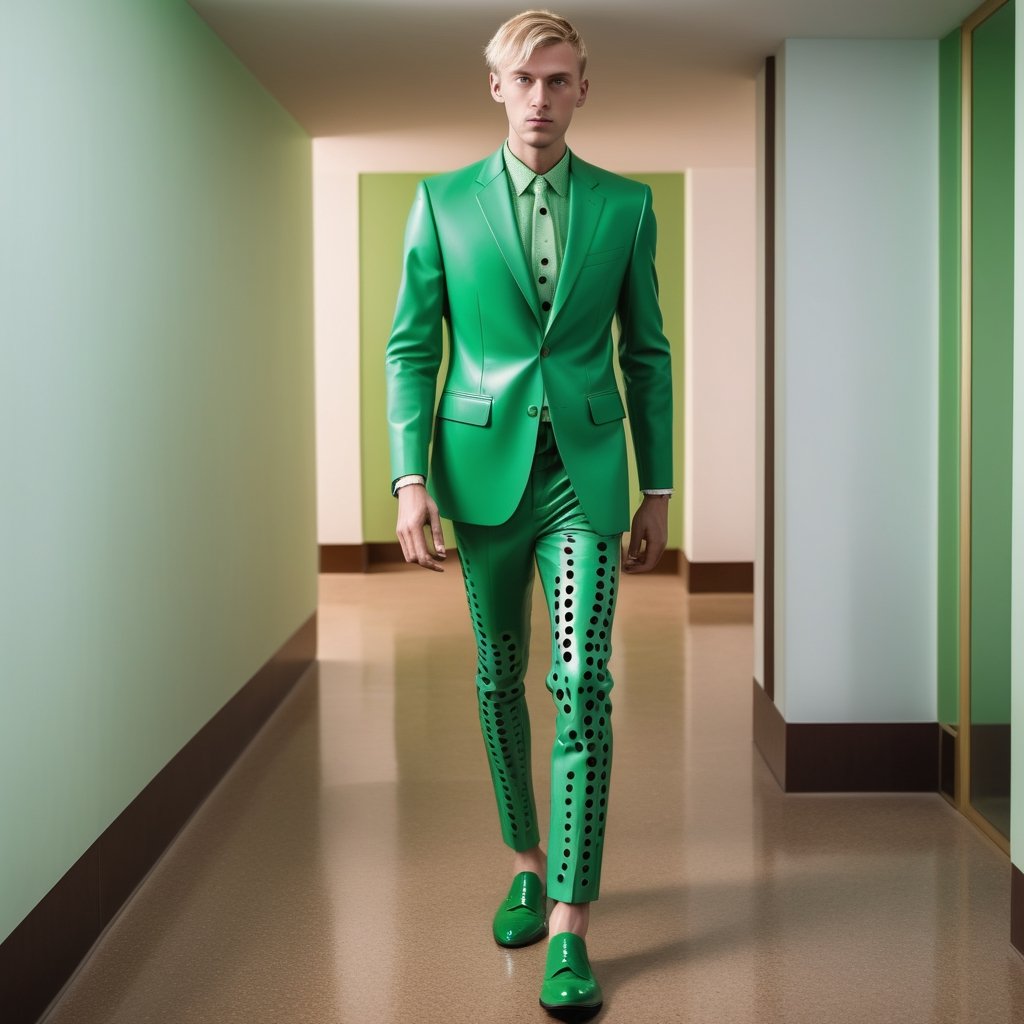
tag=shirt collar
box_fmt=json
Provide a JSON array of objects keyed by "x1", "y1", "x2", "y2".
[{"x1": 502, "y1": 142, "x2": 571, "y2": 198}]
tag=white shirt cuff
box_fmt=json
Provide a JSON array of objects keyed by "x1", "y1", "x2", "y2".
[
  {"x1": 393, "y1": 474, "x2": 426, "y2": 494},
  {"x1": 642, "y1": 489, "x2": 673, "y2": 496}
]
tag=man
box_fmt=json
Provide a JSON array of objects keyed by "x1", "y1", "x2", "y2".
[{"x1": 386, "y1": 9, "x2": 672, "y2": 1015}]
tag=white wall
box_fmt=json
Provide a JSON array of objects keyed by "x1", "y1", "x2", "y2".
[
  {"x1": 684, "y1": 168, "x2": 757, "y2": 563},
  {"x1": 314, "y1": 73, "x2": 756, "y2": 546},
  {"x1": 773, "y1": 40, "x2": 939, "y2": 723}
]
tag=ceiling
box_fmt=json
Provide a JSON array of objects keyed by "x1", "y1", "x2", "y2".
[{"x1": 188, "y1": 0, "x2": 981, "y2": 136}]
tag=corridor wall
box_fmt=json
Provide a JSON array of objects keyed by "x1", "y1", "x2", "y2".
[
  {"x1": 767, "y1": 39, "x2": 939, "y2": 724},
  {"x1": 0, "y1": 0, "x2": 316, "y2": 953}
]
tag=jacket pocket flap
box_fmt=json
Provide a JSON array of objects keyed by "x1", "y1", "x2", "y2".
[
  {"x1": 587, "y1": 389, "x2": 626, "y2": 425},
  {"x1": 583, "y1": 247, "x2": 625, "y2": 268},
  {"x1": 436, "y1": 391, "x2": 493, "y2": 426}
]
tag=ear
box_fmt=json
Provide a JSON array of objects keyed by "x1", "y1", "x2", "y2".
[
  {"x1": 576, "y1": 77, "x2": 589, "y2": 108},
  {"x1": 489, "y1": 71, "x2": 505, "y2": 104}
]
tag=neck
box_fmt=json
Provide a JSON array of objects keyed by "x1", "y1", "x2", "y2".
[{"x1": 507, "y1": 136, "x2": 566, "y2": 175}]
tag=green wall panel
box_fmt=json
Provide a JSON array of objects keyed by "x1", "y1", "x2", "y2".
[
  {"x1": 0, "y1": 0, "x2": 316, "y2": 943},
  {"x1": 360, "y1": 169, "x2": 684, "y2": 550},
  {"x1": 971, "y1": 2, "x2": 1015, "y2": 726},
  {"x1": 970, "y1": 0, "x2": 1014, "y2": 837},
  {"x1": 938, "y1": 27, "x2": 962, "y2": 727}
]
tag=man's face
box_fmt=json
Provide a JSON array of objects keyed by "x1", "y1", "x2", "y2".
[{"x1": 489, "y1": 42, "x2": 588, "y2": 163}]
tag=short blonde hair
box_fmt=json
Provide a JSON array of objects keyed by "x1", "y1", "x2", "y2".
[{"x1": 484, "y1": 9, "x2": 588, "y2": 77}]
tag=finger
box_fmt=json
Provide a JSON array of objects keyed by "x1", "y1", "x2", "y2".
[
  {"x1": 429, "y1": 508, "x2": 447, "y2": 559},
  {"x1": 412, "y1": 526, "x2": 445, "y2": 572},
  {"x1": 627, "y1": 525, "x2": 644, "y2": 560}
]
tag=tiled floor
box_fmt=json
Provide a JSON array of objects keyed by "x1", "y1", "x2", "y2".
[{"x1": 41, "y1": 568, "x2": 1024, "y2": 1023}]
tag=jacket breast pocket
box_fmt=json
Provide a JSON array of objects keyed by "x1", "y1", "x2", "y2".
[
  {"x1": 582, "y1": 247, "x2": 626, "y2": 269},
  {"x1": 436, "y1": 390, "x2": 493, "y2": 426},
  {"x1": 587, "y1": 388, "x2": 626, "y2": 425}
]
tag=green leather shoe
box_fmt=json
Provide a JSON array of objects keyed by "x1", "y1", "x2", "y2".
[
  {"x1": 539, "y1": 933, "x2": 603, "y2": 1016},
  {"x1": 492, "y1": 871, "x2": 547, "y2": 948}
]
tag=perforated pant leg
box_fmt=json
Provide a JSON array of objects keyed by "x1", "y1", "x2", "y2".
[
  {"x1": 535, "y1": 530, "x2": 618, "y2": 904},
  {"x1": 455, "y1": 516, "x2": 542, "y2": 853}
]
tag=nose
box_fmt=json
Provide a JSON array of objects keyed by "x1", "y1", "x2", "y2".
[{"x1": 529, "y1": 81, "x2": 549, "y2": 109}]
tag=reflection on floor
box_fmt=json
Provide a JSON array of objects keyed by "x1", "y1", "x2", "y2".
[{"x1": 42, "y1": 567, "x2": 1024, "y2": 1023}]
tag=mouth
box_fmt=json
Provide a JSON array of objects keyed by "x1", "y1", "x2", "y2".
[{"x1": 527, "y1": 118, "x2": 552, "y2": 126}]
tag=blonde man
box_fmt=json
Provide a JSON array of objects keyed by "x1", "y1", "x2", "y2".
[{"x1": 387, "y1": 9, "x2": 673, "y2": 1015}]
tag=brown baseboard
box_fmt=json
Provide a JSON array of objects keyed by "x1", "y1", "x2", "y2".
[
  {"x1": 319, "y1": 544, "x2": 368, "y2": 572},
  {"x1": 752, "y1": 679, "x2": 939, "y2": 792},
  {"x1": 682, "y1": 556, "x2": 754, "y2": 593},
  {"x1": 1013, "y1": 864, "x2": 1024, "y2": 958},
  {"x1": 319, "y1": 542, "x2": 413, "y2": 572},
  {"x1": 0, "y1": 613, "x2": 317, "y2": 1024},
  {"x1": 321, "y1": 544, "x2": 684, "y2": 574}
]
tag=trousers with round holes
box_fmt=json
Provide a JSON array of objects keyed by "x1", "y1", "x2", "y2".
[{"x1": 454, "y1": 423, "x2": 620, "y2": 905}]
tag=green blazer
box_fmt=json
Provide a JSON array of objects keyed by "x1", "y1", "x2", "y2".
[{"x1": 386, "y1": 147, "x2": 672, "y2": 537}]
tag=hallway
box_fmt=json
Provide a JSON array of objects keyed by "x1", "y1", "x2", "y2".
[{"x1": 40, "y1": 569, "x2": 1024, "y2": 1023}]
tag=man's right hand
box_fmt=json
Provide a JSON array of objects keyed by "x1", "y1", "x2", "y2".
[{"x1": 396, "y1": 484, "x2": 447, "y2": 571}]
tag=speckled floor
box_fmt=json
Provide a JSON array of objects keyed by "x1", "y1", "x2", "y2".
[{"x1": 40, "y1": 568, "x2": 1024, "y2": 1023}]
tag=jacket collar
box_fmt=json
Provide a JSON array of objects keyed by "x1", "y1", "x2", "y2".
[{"x1": 475, "y1": 146, "x2": 605, "y2": 335}]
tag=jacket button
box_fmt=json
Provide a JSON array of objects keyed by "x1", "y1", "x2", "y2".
[
  {"x1": 540, "y1": 346, "x2": 551, "y2": 358},
  {"x1": 527, "y1": 405, "x2": 539, "y2": 417}
]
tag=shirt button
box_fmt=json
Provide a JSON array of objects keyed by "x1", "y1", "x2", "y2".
[
  {"x1": 542, "y1": 301, "x2": 551, "y2": 311},
  {"x1": 539, "y1": 207, "x2": 548, "y2": 215},
  {"x1": 538, "y1": 275, "x2": 547, "y2": 284},
  {"x1": 541, "y1": 346, "x2": 551, "y2": 358},
  {"x1": 527, "y1": 405, "x2": 539, "y2": 417},
  {"x1": 541, "y1": 258, "x2": 549, "y2": 265}
]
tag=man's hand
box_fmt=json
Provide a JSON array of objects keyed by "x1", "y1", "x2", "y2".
[
  {"x1": 396, "y1": 483, "x2": 447, "y2": 571},
  {"x1": 623, "y1": 494, "x2": 669, "y2": 573}
]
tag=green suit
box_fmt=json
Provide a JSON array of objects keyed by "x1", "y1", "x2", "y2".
[{"x1": 386, "y1": 146, "x2": 672, "y2": 904}]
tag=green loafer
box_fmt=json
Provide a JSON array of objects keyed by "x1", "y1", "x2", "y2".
[
  {"x1": 492, "y1": 871, "x2": 547, "y2": 948},
  {"x1": 539, "y1": 932, "x2": 603, "y2": 1016}
]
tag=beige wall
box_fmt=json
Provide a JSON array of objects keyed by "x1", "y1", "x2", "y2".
[
  {"x1": 684, "y1": 167, "x2": 758, "y2": 562},
  {"x1": 314, "y1": 77, "x2": 757, "y2": 548}
]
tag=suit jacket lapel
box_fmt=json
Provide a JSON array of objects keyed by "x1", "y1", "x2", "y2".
[
  {"x1": 475, "y1": 150, "x2": 542, "y2": 327},
  {"x1": 548, "y1": 158, "x2": 604, "y2": 334}
]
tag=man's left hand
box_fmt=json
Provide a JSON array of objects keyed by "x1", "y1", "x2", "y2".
[{"x1": 623, "y1": 494, "x2": 669, "y2": 573}]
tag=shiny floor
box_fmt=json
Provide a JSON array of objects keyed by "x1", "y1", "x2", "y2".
[{"x1": 42, "y1": 568, "x2": 1024, "y2": 1023}]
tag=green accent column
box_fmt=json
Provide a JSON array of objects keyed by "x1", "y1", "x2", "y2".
[
  {"x1": 970, "y1": 0, "x2": 1015, "y2": 835},
  {"x1": 938, "y1": 28, "x2": 961, "y2": 728},
  {"x1": 360, "y1": 170, "x2": 684, "y2": 550}
]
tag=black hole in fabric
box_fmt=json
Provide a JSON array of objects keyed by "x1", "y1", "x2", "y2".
[
  {"x1": 566, "y1": 784, "x2": 574, "y2": 792},
  {"x1": 597, "y1": 542, "x2": 607, "y2": 551},
  {"x1": 575, "y1": 741, "x2": 584, "y2": 752},
  {"x1": 556, "y1": 688, "x2": 564, "y2": 700},
  {"x1": 558, "y1": 873, "x2": 565, "y2": 883},
  {"x1": 567, "y1": 558, "x2": 574, "y2": 566},
  {"x1": 582, "y1": 878, "x2": 589, "y2": 886},
  {"x1": 563, "y1": 653, "x2": 571, "y2": 663},
  {"x1": 569, "y1": 730, "x2": 578, "y2": 740},
  {"x1": 587, "y1": 757, "x2": 597, "y2": 767},
  {"x1": 564, "y1": 547, "x2": 572, "y2": 555}
]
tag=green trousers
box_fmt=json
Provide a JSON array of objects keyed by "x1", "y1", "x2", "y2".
[{"x1": 453, "y1": 424, "x2": 621, "y2": 904}]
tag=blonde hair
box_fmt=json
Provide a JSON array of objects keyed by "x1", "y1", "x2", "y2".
[{"x1": 484, "y1": 10, "x2": 588, "y2": 77}]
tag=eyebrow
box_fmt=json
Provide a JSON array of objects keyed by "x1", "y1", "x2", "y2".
[{"x1": 508, "y1": 68, "x2": 575, "y2": 79}]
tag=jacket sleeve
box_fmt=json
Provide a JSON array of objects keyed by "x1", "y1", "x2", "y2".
[
  {"x1": 616, "y1": 185, "x2": 674, "y2": 491},
  {"x1": 385, "y1": 181, "x2": 446, "y2": 489}
]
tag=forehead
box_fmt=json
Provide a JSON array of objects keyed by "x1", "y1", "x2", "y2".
[{"x1": 503, "y1": 41, "x2": 581, "y2": 79}]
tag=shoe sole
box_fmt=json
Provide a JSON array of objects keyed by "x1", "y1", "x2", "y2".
[
  {"x1": 493, "y1": 924, "x2": 548, "y2": 948},
  {"x1": 538, "y1": 999, "x2": 603, "y2": 1022}
]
